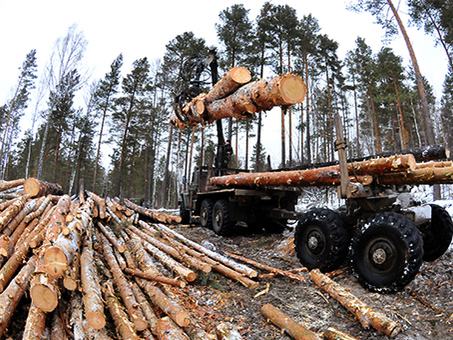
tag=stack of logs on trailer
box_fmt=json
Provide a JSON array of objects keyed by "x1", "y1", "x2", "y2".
[{"x1": 0, "y1": 177, "x2": 414, "y2": 340}]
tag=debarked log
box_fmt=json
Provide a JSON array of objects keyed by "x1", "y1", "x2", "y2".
[
  {"x1": 261, "y1": 304, "x2": 322, "y2": 340},
  {"x1": 309, "y1": 269, "x2": 401, "y2": 337}
]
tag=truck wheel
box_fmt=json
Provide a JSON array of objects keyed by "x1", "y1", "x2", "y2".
[
  {"x1": 420, "y1": 204, "x2": 453, "y2": 262},
  {"x1": 212, "y1": 200, "x2": 232, "y2": 236},
  {"x1": 295, "y1": 208, "x2": 349, "y2": 272},
  {"x1": 351, "y1": 212, "x2": 424, "y2": 293},
  {"x1": 200, "y1": 199, "x2": 214, "y2": 229},
  {"x1": 179, "y1": 200, "x2": 190, "y2": 224}
]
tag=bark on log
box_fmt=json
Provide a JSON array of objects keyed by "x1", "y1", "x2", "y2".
[
  {"x1": 63, "y1": 250, "x2": 80, "y2": 291},
  {"x1": 377, "y1": 166, "x2": 453, "y2": 186},
  {"x1": 24, "y1": 196, "x2": 51, "y2": 223},
  {"x1": 223, "y1": 251, "x2": 305, "y2": 283},
  {"x1": 24, "y1": 178, "x2": 63, "y2": 197},
  {"x1": 124, "y1": 198, "x2": 181, "y2": 224},
  {"x1": 205, "y1": 74, "x2": 305, "y2": 122},
  {"x1": 0, "y1": 205, "x2": 55, "y2": 292},
  {"x1": 23, "y1": 301, "x2": 47, "y2": 340},
  {"x1": 30, "y1": 260, "x2": 60, "y2": 312},
  {"x1": 42, "y1": 199, "x2": 90, "y2": 277},
  {"x1": 322, "y1": 327, "x2": 359, "y2": 340},
  {"x1": 0, "y1": 254, "x2": 37, "y2": 338},
  {"x1": 261, "y1": 304, "x2": 322, "y2": 340},
  {"x1": 131, "y1": 281, "x2": 159, "y2": 332},
  {"x1": 2, "y1": 197, "x2": 37, "y2": 236},
  {"x1": 97, "y1": 221, "x2": 127, "y2": 252},
  {"x1": 132, "y1": 222, "x2": 211, "y2": 273},
  {"x1": 103, "y1": 280, "x2": 142, "y2": 340},
  {"x1": 416, "y1": 160, "x2": 452, "y2": 169},
  {"x1": 159, "y1": 230, "x2": 259, "y2": 289},
  {"x1": 138, "y1": 279, "x2": 191, "y2": 328},
  {"x1": 99, "y1": 231, "x2": 148, "y2": 331},
  {"x1": 0, "y1": 194, "x2": 28, "y2": 233},
  {"x1": 0, "y1": 196, "x2": 21, "y2": 211},
  {"x1": 0, "y1": 178, "x2": 25, "y2": 192},
  {"x1": 202, "y1": 66, "x2": 252, "y2": 103},
  {"x1": 156, "y1": 316, "x2": 190, "y2": 340},
  {"x1": 309, "y1": 269, "x2": 401, "y2": 337},
  {"x1": 80, "y1": 226, "x2": 106, "y2": 330},
  {"x1": 124, "y1": 267, "x2": 186, "y2": 288},
  {"x1": 154, "y1": 223, "x2": 258, "y2": 279},
  {"x1": 0, "y1": 235, "x2": 13, "y2": 259},
  {"x1": 141, "y1": 236, "x2": 197, "y2": 282},
  {"x1": 50, "y1": 308, "x2": 69, "y2": 340},
  {"x1": 210, "y1": 155, "x2": 416, "y2": 188}
]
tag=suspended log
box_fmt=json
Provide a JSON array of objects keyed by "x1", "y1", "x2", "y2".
[
  {"x1": 0, "y1": 254, "x2": 37, "y2": 337},
  {"x1": 99, "y1": 231, "x2": 148, "y2": 331},
  {"x1": 24, "y1": 178, "x2": 63, "y2": 197},
  {"x1": 23, "y1": 301, "x2": 47, "y2": 340},
  {"x1": 0, "y1": 194, "x2": 29, "y2": 233},
  {"x1": 103, "y1": 280, "x2": 141, "y2": 340},
  {"x1": 124, "y1": 198, "x2": 181, "y2": 224},
  {"x1": 156, "y1": 316, "x2": 191, "y2": 340},
  {"x1": 261, "y1": 304, "x2": 322, "y2": 340},
  {"x1": 377, "y1": 166, "x2": 453, "y2": 186},
  {"x1": 0, "y1": 205, "x2": 55, "y2": 292},
  {"x1": 223, "y1": 251, "x2": 305, "y2": 283},
  {"x1": 132, "y1": 222, "x2": 211, "y2": 273},
  {"x1": 322, "y1": 327, "x2": 359, "y2": 340},
  {"x1": 80, "y1": 227, "x2": 106, "y2": 330},
  {"x1": 309, "y1": 269, "x2": 401, "y2": 337},
  {"x1": 210, "y1": 155, "x2": 415, "y2": 188},
  {"x1": 154, "y1": 223, "x2": 258, "y2": 279}
]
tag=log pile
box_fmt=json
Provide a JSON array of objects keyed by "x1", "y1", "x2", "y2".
[
  {"x1": 170, "y1": 67, "x2": 306, "y2": 129},
  {"x1": 0, "y1": 178, "x2": 264, "y2": 339}
]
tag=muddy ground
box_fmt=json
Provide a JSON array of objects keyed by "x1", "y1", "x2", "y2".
[{"x1": 173, "y1": 222, "x2": 453, "y2": 340}]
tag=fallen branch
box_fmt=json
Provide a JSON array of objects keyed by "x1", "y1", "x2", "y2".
[
  {"x1": 309, "y1": 269, "x2": 402, "y2": 337},
  {"x1": 124, "y1": 267, "x2": 186, "y2": 288},
  {"x1": 261, "y1": 303, "x2": 322, "y2": 340}
]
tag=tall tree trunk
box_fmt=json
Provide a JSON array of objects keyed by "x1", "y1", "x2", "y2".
[
  {"x1": 368, "y1": 88, "x2": 382, "y2": 153},
  {"x1": 387, "y1": 0, "x2": 435, "y2": 145},
  {"x1": 162, "y1": 125, "x2": 173, "y2": 207},
  {"x1": 281, "y1": 107, "x2": 286, "y2": 167},
  {"x1": 305, "y1": 53, "x2": 311, "y2": 164},
  {"x1": 93, "y1": 99, "x2": 109, "y2": 192},
  {"x1": 392, "y1": 74, "x2": 407, "y2": 149}
]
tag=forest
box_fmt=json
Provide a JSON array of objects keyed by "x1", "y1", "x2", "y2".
[{"x1": 0, "y1": 0, "x2": 452, "y2": 208}]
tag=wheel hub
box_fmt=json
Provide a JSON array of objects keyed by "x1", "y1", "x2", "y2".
[
  {"x1": 308, "y1": 236, "x2": 319, "y2": 249},
  {"x1": 367, "y1": 238, "x2": 396, "y2": 272},
  {"x1": 372, "y1": 248, "x2": 387, "y2": 264},
  {"x1": 305, "y1": 227, "x2": 326, "y2": 256}
]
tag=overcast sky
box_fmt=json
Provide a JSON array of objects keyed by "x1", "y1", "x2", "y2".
[{"x1": 0, "y1": 0, "x2": 449, "y2": 166}]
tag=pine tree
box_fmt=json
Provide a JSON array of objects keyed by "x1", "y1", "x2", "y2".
[
  {"x1": 93, "y1": 54, "x2": 123, "y2": 191},
  {"x1": 0, "y1": 49, "x2": 37, "y2": 179}
]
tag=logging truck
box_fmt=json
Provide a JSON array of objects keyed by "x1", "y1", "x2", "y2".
[{"x1": 174, "y1": 53, "x2": 453, "y2": 293}]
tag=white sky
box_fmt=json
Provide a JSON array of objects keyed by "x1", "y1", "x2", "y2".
[{"x1": 0, "y1": 0, "x2": 449, "y2": 168}]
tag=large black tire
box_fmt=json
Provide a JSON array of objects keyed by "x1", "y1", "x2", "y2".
[
  {"x1": 179, "y1": 200, "x2": 190, "y2": 224},
  {"x1": 295, "y1": 208, "x2": 349, "y2": 272},
  {"x1": 212, "y1": 200, "x2": 232, "y2": 236},
  {"x1": 200, "y1": 199, "x2": 214, "y2": 229},
  {"x1": 351, "y1": 212, "x2": 424, "y2": 293},
  {"x1": 420, "y1": 204, "x2": 453, "y2": 262}
]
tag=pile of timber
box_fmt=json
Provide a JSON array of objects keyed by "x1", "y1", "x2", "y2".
[
  {"x1": 209, "y1": 154, "x2": 453, "y2": 188},
  {"x1": 170, "y1": 66, "x2": 306, "y2": 129},
  {"x1": 0, "y1": 177, "x2": 264, "y2": 339}
]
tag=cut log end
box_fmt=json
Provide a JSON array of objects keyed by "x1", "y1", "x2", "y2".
[
  {"x1": 63, "y1": 277, "x2": 77, "y2": 291},
  {"x1": 86, "y1": 311, "x2": 107, "y2": 330},
  {"x1": 279, "y1": 75, "x2": 306, "y2": 104},
  {"x1": 230, "y1": 66, "x2": 252, "y2": 84},
  {"x1": 23, "y1": 178, "x2": 41, "y2": 197},
  {"x1": 195, "y1": 100, "x2": 205, "y2": 115},
  {"x1": 30, "y1": 284, "x2": 59, "y2": 312},
  {"x1": 134, "y1": 318, "x2": 149, "y2": 331},
  {"x1": 43, "y1": 247, "x2": 68, "y2": 277}
]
